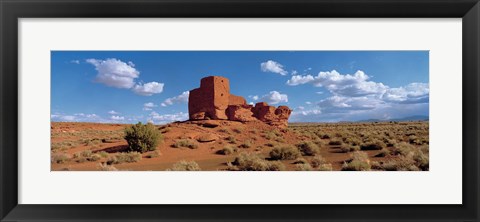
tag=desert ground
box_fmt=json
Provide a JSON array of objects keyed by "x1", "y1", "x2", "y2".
[{"x1": 51, "y1": 120, "x2": 429, "y2": 171}]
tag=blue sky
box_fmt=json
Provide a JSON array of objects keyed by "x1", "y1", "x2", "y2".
[{"x1": 51, "y1": 51, "x2": 429, "y2": 124}]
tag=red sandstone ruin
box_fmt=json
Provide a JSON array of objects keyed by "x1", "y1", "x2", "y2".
[{"x1": 188, "y1": 76, "x2": 292, "y2": 128}]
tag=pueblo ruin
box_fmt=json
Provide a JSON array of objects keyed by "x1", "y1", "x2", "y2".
[{"x1": 188, "y1": 76, "x2": 292, "y2": 128}]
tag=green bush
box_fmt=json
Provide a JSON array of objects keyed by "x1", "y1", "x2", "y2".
[
  {"x1": 269, "y1": 146, "x2": 301, "y2": 160},
  {"x1": 296, "y1": 141, "x2": 320, "y2": 156},
  {"x1": 124, "y1": 122, "x2": 161, "y2": 153}
]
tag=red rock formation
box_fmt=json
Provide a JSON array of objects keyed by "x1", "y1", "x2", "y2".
[
  {"x1": 188, "y1": 76, "x2": 292, "y2": 128},
  {"x1": 189, "y1": 76, "x2": 245, "y2": 120},
  {"x1": 226, "y1": 104, "x2": 256, "y2": 122}
]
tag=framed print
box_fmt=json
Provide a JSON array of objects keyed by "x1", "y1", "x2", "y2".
[{"x1": 1, "y1": 0, "x2": 479, "y2": 221}]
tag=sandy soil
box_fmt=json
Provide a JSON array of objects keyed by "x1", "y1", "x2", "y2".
[{"x1": 51, "y1": 120, "x2": 425, "y2": 171}]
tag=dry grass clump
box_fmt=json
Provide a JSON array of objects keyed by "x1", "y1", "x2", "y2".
[
  {"x1": 310, "y1": 156, "x2": 333, "y2": 171},
  {"x1": 225, "y1": 136, "x2": 236, "y2": 144},
  {"x1": 360, "y1": 139, "x2": 385, "y2": 150},
  {"x1": 328, "y1": 139, "x2": 343, "y2": 146},
  {"x1": 107, "y1": 152, "x2": 142, "y2": 165},
  {"x1": 238, "y1": 139, "x2": 253, "y2": 148},
  {"x1": 172, "y1": 139, "x2": 199, "y2": 149},
  {"x1": 296, "y1": 163, "x2": 313, "y2": 171},
  {"x1": 216, "y1": 146, "x2": 236, "y2": 155},
  {"x1": 342, "y1": 151, "x2": 371, "y2": 171},
  {"x1": 229, "y1": 153, "x2": 285, "y2": 171},
  {"x1": 339, "y1": 144, "x2": 361, "y2": 153},
  {"x1": 167, "y1": 160, "x2": 201, "y2": 171},
  {"x1": 98, "y1": 163, "x2": 118, "y2": 171},
  {"x1": 51, "y1": 153, "x2": 70, "y2": 164},
  {"x1": 269, "y1": 145, "x2": 301, "y2": 160},
  {"x1": 73, "y1": 150, "x2": 101, "y2": 162},
  {"x1": 296, "y1": 141, "x2": 320, "y2": 156}
]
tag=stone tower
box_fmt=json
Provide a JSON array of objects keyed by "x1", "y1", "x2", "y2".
[{"x1": 188, "y1": 76, "x2": 246, "y2": 120}]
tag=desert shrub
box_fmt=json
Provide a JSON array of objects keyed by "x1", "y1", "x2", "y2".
[
  {"x1": 264, "y1": 130, "x2": 281, "y2": 140},
  {"x1": 225, "y1": 136, "x2": 236, "y2": 144},
  {"x1": 344, "y1": 137, "x2": 362, "y2": 146},
  {"x1": 124, "y1": 122, "x2": 161, "y2": 153},
  {"x1": 107, "y1": 152, "x2": 142, "y2": 165},
  {"x1": 392, "y1": 142, "x2": 415, "y2": 156},
  {"x1": 167, "y1": 160, "x2": 201, "y2": 171},
  {"x1": 328, "y1": 139, "x2": 343, "y2": 146},
  {"x1": 239, "y1": 139, "x2": 253, "y2": 148},
  {"x1": 173, "y1": 139, "x2": 198, "y2": 149},
  {"x1": 51, "y1": 153, "x2": 69, "y2": 164},
  {"x1": 98, "y1": 163, "x2": 118, "y2": 171},
  {"x1": 360, "y1": 139, "x2": 385, "y2": 150},
  {"x1": 341, "y1": 151, "x2": 371, "y2": 171},
  {"x1": 310, "y1": 156, "x2": 327, "y2": 168},
  {"x1": 269, "y1": 146, "x2": 301, "y2": 160},
  {"x1": 374, "y1": 148, "x2": 390, "y2": 157},
  {"x1": 382, "y1": 154, "x2": 420, "y2": 171},
  {"x1": 317, "y1": 163, "x2": 333, "y2": 171},
  {"x1": 218, "y1": 128, "x2": 231, "y2": 134},
  {"x1": 296, "y1": 163, "x2": 313, "y2": 171},
  {"x1": 97, "y1": 151, "x2": 109, "y2": 158},
  {"x1": 309, "y1": 155, "x2": 333, "y2": 170},
  {"x1": 339, "y1": 144, "x2": 360, "y2": 153},
  {"x1": 216, "y1": 146, "x2": 236, "y2": 155},
  {"x1": 296, "y1": 141, "x2": 320, "y2": 156},
  {"x1": 231, "y1": 153, "x2": 285, "y2": 171}
]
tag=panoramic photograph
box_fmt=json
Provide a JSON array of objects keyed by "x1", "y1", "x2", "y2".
[{"x1": 51, "y1": 51, "x2": 429, "y2": 171}]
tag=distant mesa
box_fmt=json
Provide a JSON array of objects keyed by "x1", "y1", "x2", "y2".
[{"x1": 188, "y1": 76, "x2": 292, "y2": 128}]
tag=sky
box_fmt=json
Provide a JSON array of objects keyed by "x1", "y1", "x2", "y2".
[{"x1": 51, "y1": 51, "x2": 429, "y2": 124}]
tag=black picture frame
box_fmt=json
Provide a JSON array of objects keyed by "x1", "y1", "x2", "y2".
[{"x1": 1, "y1": 0, "x2": 479, "y2": 221}]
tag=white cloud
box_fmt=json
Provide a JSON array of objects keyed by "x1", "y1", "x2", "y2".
[
  {"x1": 108, "y1": 110, "x2": 119, "y2": 115},
  {"x1": 149, "y1": 111, "x2": 188, "y2": 124},
  {"x1": 287, "y1": 70, "x2": 388, "y2": 97},
  {"x1": 132, "y1": 82, "x2": 164, "y2": 96},
  {"x1": 260, "y1": 60, "x2": 288, "y2": 76},
  {"x1": 86, "y1": 58, "x2": 140, "y2": 89},
  {"x1": 70, "y1": 60, "x2": 80, "y2": 64},
  {"x1": 161, "y1": 91, "x2": 189, "y2": 107},
  {"x1": 110, "y1": 115, "x2": 125, "y2": 121},
  {"x1": 51, "y1": 113, "x2": 100, "y2": 122},
  {"x1": 248, "y1": 95, "x2": 259, "y2": 101},
  {"x1": 318, "y1": 95, "x2": 385, "y2": 114},
  {"x1": 382, "y1": 83, "x2": 429, "y2": 104},
  {"x1": 296, "y1": 106, "x2": 305, "y2": 110},
  {"x1": 87, "y1": 58, "x2": 165, "y2": 96},
  {"x1": 316, "y1": 91, "x2": 324, "y2": 95},
  {"x1": 259, "y1": 91, "x2": 288, "y2": 105},
  {"x1": 305, "y1": 101, "x2": 312, "y2": 105},
  {"x1": 291, "y1": 70, "x2": 298, "y2": 75},
  {"x1": 143, "y1": 102, "x2": 157, "y2": 111}
]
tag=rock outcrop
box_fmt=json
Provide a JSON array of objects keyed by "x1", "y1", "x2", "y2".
[{"x1": 189, "y1": 76, "x2": 292, "y2": 128}]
